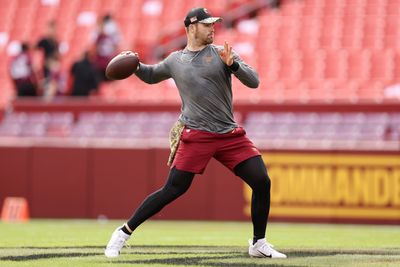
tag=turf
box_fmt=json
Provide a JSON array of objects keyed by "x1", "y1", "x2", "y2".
[{"x1": 0, "y1": 220, "x2": 399, "y2": 266}]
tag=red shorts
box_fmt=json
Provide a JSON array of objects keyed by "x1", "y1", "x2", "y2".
[{"x1": 171, "y1": 127, "x2": 261, "y2": 174}]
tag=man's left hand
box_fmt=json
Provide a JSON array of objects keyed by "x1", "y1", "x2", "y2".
[{"x1": 219, "y1": 41, "x2": 234, "y2": 66}]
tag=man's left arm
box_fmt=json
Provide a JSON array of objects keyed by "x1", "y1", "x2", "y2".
[{"x1": 219, "y1": 41, "x2": 259, "y2": 89}]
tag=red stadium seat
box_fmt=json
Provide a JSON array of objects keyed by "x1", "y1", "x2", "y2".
[
  {"x1": 306, "y1": 80, "x2": 335, "y2": 102},
  {"x1": 386, "y1": 2, "x2": 400, "y2": 16},
  {"x1": 280, "y1": 0, "x2": 303, "y2": 16},
  {"x1": 78, "y1": 0, "x2": 101, "y2": 12},
  {"x1": 319, "y1": 16, "x2": 342, "y2": 49},
  {"x1": 392, "y1": 52, "x2": 400, "y2": 83},
  {"x1": 300, "y1": 50, "x2": 325, "y2": 81},
  {"x1": 258, "y1": 81, "x2": 285, "y2": 102},
  {"x1": 362, "y1": 17, "x2": 385, "y2": 49},
  {"x1": 205, "y1": 0, "x2": 227, "y2": 15},
  {"x1": 332, "y1": 80, "x2": 360, "y2": 102},
  {"x1": 276, "y1": 17, "x2": 301, "y2": 51},
  {"x1": 346, "y1": 49, "x2": 371, "y2": 81},
  {"x1": 364, "y1": 2, "x2": 386, "y2": 16},
  {"x1": 0, "y1": 3, "x2": 17, "y2": 32},
  {"x1": 369, "y1": 49, "x2": 395, "y2": 82},
  {"x1": 357, "y1": 80, "x2": 385, "y2": 101},
  {"x1": 298, "y1": 17, "x2": 321, "y2": 50},
  {"x1": 323, "y1": 49, "x2": 347, "y2": 81},
  {"x1": 341, "y1": 17, "x2": 363, "y2": 49},
  {"x1": 302, "y1": 0, "x2": 324, "y2": 17},
  {"x1": 98, "y1": 0, "x2": 122, "y2": 14},
  {"x1": 258, "y1": 51, "x2": 280, "y2": 83},
  {"x1": 277, "y1": 50, "x2": 302, "y2": 82},
  {"x1": 322, "y1": 0, "x2": 345, "y2": 15},
  {"x1": 257, "y1": 15, "x2": 280, "y2": 50}
]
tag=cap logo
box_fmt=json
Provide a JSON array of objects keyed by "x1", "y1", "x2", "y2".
[
  {"x1": 203, "y1": 8, "x2": 209, "y2": 14},
  {"x1": 190, "y1": 16, "x2": 197, "y2": 22}
]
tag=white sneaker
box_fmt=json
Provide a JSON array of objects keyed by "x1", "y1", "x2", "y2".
[
  {"x1": 104, "y1": 227, "x2": 130, "y2": 258},
  {"x1": 248, "y1": 238, "x2": 287, "y2": 258}
]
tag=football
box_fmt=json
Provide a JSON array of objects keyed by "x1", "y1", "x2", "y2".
[{"x1": 105, "y1": 51, "x2": 139, "y2": 80}]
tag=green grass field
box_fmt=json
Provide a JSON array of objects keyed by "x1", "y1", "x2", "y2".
[{"x1": 0, "y1": 219, "x2": 399, "y2": 267}]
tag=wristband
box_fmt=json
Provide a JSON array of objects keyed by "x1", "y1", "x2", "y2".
[{"x1": 228, "y1": 61, "x2": 239, "y2": 72}]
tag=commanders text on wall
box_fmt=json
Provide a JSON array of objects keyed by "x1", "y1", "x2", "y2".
[{"x1": 244, "y1": 153, "x2": 400, "y2": 222}]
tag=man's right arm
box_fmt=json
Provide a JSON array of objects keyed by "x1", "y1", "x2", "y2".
[{"x1": 135, "y1": 59, "x2": 171, "y2": 84}]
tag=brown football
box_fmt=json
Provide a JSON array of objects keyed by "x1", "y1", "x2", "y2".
[{"x1": 105, "y1": 51, "x2": 139, "y2": 80}]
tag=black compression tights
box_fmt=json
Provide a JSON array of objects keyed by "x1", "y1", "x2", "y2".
[
  {"x1": 126, "y1": 156, "x2": 270, "y2": 241},
  {"x1": 126, "y1": 167, "x2": 195, "y2": 232},
  {"x1": 234, "y1": 155, "x2": 271, "y2": 241}
]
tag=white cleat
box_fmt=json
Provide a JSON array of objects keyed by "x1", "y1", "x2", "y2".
[
  {"x1": 248, "y1": 238, "x2": 287, "y2": 258},
  {"x1": 105, "y1": 227, "x2": 130, "y2": 258}
]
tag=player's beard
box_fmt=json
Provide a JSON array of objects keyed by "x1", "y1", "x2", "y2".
[
  {"x1": 205, "y1": 33, "x2": 214, "y2": 44},
  {"x1": 194, "y1": 31, "x2": 213, "y2": 45}
]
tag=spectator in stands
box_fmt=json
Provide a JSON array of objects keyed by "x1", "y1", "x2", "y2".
[
  {"x1": 9, "y1": 42, "x2": 38, "y2": 97},
  {"x1": 69, "y1": 51, "x2": 100, "y2": 96},
  {"x1": 225, "y1": 0, "x2": 281, "y2": 28},
  {"x1": 269, "y1": 0, "x2": 282, "y2": 9},
  {"x1": 104, "y1": 7, "x2": 287, "y2": 260},
  {"x1": 92, "y1": 14, "x2": 121, "y2": 82},
  {"x1": 36, "y1": 20, "x2": 60, "y2": 80},
  {"x1": 41, "y1": 54, "x2": 67, "y2": 100}
]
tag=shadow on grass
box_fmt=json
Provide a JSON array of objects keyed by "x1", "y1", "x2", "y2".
[
  {"x1": 0, "y1": 252, "x2": 100, "y2": 261},
  {"x1": 117, "y1": 255, "x2": 299, "y2": 267},
  {"x1": 0, "y1": 245, "x2": 398, "y2": 267}
]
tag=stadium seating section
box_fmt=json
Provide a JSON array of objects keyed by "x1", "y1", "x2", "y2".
[
  {"x1": 0, "y1": 0, "x2": 399, "y2": 150},
  {"x1": 0, "y1": 0, "x2": 400, "y2": 106},
  {"x1": 0, "y1": 110, "x2": 398, "y2": 150}
]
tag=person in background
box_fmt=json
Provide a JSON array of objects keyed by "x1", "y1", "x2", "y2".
[
  {"x1": 92, "y1": 14, "x2": 121, "y2": 82},
  {"x1": 104, "y1": 7, "x2": 287, "y2": 260},
  {"x1": 9, "y1": 42, "x2": 38, "y2": 97},
  {"x1": 270, "y1": 0, "x2": 282, "y2": 9},
  {"x1": 42, "y1": 55, "x2": 67, "y2": 100},
  {"x1": 69, "y1": 51, "x2": 100, "y2": 96},
  {"x1": 36, "y1": 20, "x2": 60, "y2": 80}
]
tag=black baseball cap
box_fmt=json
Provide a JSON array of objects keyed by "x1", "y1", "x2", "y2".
[{"x1": 184, "y1": 7, "x2": 222, "y2": 27}]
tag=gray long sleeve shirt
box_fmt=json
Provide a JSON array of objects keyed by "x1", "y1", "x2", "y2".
[{"x1": 135, "y1": 44, "x2": 259, "y2": 133}]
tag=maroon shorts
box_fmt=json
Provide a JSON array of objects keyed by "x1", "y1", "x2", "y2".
[{"x1": 171, "y1": 127, "x2": 261, "y2": 174}]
